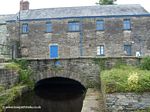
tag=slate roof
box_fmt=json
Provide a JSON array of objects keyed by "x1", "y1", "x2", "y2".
[
  {"x1": 18, "y1": 4, "x2": 149, "y2": 20},
  {"x1": 0, "y1": 15, "x2": 16, "y2": 23},
  {"x1": 0, "y1": 4, "x2": 149, "y2": 22}
]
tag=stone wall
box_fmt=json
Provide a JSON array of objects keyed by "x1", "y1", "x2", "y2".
[
  {"x1": 106, "y1": 93, "x2": 150, "y2": 112},
  {"x1": 0, "y1": 24, "x2": 10, "y2": 58},
  {"x1": 0, "y1": 69, "x2": 19, "y2": 88},
  {"x1": 7, "y1": 16, "x2": 150, "y2": 58},
  {"x1": 27, "y1": 57, "x2": 140, "y2": 88},
  {"x1": 28, "y1": 58, "x2": 100, "y2": 88}
]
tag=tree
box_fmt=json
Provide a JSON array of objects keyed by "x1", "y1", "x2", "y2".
[{"x1": 97, "y1": 0, "x2": 116, "y2": 5}]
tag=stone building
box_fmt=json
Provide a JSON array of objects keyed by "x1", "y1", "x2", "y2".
[
  {"x1": 0, "y1": 15, "x2": 15, "y2": 58},
  {"x1": 1, "y1": 1, "x2": 150, "y2": 59}
]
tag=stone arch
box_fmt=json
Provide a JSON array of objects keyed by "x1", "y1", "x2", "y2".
[
  {"x1": 35, "y1": 76, "x2": 86, "y2": 90},
  {"x1": 34, "y1": 73, "x2": 87, "y2": 88}
]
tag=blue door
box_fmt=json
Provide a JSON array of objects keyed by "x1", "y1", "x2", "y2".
[{"x1": 50, "y1": 45, "x2": 58, "y2": 59}]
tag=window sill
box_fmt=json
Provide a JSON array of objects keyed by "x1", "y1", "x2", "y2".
[
  {"x1": 123, "y1": 29, "x2": 131, "y2": 31},
  {"x1": 68, "y1": 31, "x2": 80, "y2": 32},
  {"x1": 45, "y1": 32, "x2": 53, "y2": 33},
  {"x1": 96, "y1": 30, "x2": 105, "y2": 31},
  {"x1": 97, "y1": 54, "x2": 105, "y2": 56},
  {"x1": 21, "y1": 32, "x2": 28, "y2": 34}
]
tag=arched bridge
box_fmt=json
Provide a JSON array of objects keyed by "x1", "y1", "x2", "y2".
[{"x1": 28, "y1": 58, "x2": 100, "y2": 88}]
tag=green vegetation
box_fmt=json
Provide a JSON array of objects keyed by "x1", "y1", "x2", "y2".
[
  {"x1": 140, "y1": 56, "x2": 150, "y2": 70},
  {"x1": 93, "y1": 58, "x2": 107, "y2": 70},
  {"x1": 0, "y1": 59, "x2": 34, "y2": 112},
  {"x1": 101, "y1": 57, "x2": 150, "y2": 93},
  {"x1": 135, "y1": 107, "x2": 150, "y2": 112},
  {"x1": 0, "y1": 85, "x2": 26, "y2": 112},
  {"x1": 5, "y1": 59, "x2": 34, "y2": 89},
  {"x1": 5, "y1": 62, "x2": 20, "y2": 72},
  {"x1": 0, "y1": 85, "x2": 4, "y2": 93},
  {"x1": 97, "y1": 0, "x2": 116, "y2": 5}
]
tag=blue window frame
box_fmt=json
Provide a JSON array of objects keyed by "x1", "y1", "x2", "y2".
[
  {"x1": 96, "y1": 20, "x2": 104, "y2": 31},
  {"x1": 22, "y1": 23, "x2": 28, "y2": 33},
  {"x1": 123, "y1": 19, "x2": 131, "y2": 30},
  {"x1": 68, "y1": 21, "x2": 80, "y2": 32},
  {"x1": 124, "y1": 45, "x2": 132, "y2": 56},
  {"x1": 46, "y1": 22, "x2": 52, "y2": 33},
  {"x1": 97, "y1": 45, "x2": 104, "y2": 56}
]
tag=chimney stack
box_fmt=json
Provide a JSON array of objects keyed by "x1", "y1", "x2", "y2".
[{"x1": 20, "y1": 0, "x2": 29, "y2": 11}]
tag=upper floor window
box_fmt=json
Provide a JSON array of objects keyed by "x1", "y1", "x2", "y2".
[
  {"x1": 22, "y1": 23, "x2": 28, "y2": 33},
  {"x1": 97, "y1": 45, "x2": 105, "y2": 56},
  {"x1": 96, "y1": 20, "x2": 104, "y2": 31},
  {"x1": 46, "y1": 22, "x2": 52, "y2": 33},
  {"x1": 123, "y1": 19, "x2": 131, "y2": 30},
  {"x1": 68, "y1": 21, "x2": 80, "y2": 32}
]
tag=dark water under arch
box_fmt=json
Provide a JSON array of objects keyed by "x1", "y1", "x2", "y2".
[{"x1": 6, "y1": 77, "x2": 86, "y2": 112}]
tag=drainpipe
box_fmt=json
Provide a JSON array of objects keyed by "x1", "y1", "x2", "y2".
[
  {"x1": 80, "y1": 18, "x2": 83, "y2": 56},
  {"x1": 18, "y1": 10, "x2": 21, "y2": 58}
]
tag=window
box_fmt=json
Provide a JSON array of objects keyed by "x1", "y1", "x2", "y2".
[
  {"x1": 96, "y1": 20, "x2": 104, "y2": 31},
  {"x1": 68, "y1": 21, "x2": 80, "y2": 32},
  {"x1": 124, "y1": 45, "x2": 132, "y2": 56},
  {"x1": 97, "y1": 45, "x2": 104, "y2": 55},
  {"x1": 22, "y1": 23, "x2": 28, "y2": 33},
  {"x1": 46, "y1": 22, "x2": 52, "y2": 33},
  {"x1": 123, "y1": 19, "x2": 131, "y2": 30}
]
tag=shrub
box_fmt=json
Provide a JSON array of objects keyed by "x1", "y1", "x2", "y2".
[
  {"x1": 0, "y1": 85, "x2": 4, "y2": 92},
  {"x1": 4, "y1": 59, "x2": 34, "y2": 89},
  {"x1": 140, "y1": 56, "x2": 150, "y2": 70},
  {"x1": 128, "y1": 72, "x2": 141, "y2": 92},
  {"x1": 5, "y1": 62, "x2": 20, "y2": 72},
  {"x1": 18, "y1": 68, "x2": 34, "y2": 89},
  {"x1": 101, "y1": 65, "x2": 150, "y2": 93},
  {"x1": 13, "y1": 59, "x2": 29, "y2": 70}
]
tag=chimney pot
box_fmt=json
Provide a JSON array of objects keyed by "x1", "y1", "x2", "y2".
[{"x1": 20, "y1": 0, "x2": 29, "y2": 11}]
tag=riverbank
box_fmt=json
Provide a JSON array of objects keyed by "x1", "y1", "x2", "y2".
[
  {"x1": 101, "y1": 57, "x2": 150, "y2": 111},
  {"x1": 0, "y1": 85, "x2": 28, "y2": 112}
]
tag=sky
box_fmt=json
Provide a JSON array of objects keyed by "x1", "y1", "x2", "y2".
[{"x1": 0, "y1": 0, "x2": 149, "y2": 15}]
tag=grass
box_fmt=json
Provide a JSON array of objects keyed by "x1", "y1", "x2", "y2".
[
  {"x1": 0, "y1": 85, "x2": 27, "y2": 112},
  {"x1": 101, "y1": 65, "x2": 150, "y2": 93}
]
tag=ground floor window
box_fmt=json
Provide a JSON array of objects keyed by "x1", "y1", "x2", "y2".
[
  {"x1": 97, "y1": 45, "x2": 104, "y2": 56},
  {"x1": 124, "y1": 45, "x2": 132, "y2": 56}
]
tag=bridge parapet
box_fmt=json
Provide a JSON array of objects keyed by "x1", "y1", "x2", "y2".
[
  {"x1": 28, "y1": 58, "x2": 100, "y2": 88},
  {"x1": 26, "y1": 57, "x2": 141, "y2": 88}
]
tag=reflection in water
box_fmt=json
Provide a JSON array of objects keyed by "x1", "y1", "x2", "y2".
[{"x1": 6, "y1": 77, "x2": 86, "y2": 112}]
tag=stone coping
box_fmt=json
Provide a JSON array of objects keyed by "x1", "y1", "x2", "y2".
[{"x1": 15, "y1": 56, "x2": 142, "y2": 61}]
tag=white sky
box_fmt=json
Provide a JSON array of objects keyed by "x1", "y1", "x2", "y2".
[{"x1": 0, "y1": 0, "x2": 149, "y2": 15}]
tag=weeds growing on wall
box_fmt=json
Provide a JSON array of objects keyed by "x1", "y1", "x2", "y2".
[
  {"x1": 5, "y1": 59, "x2": 34, "y2": 89},
  {"x1": 93, "y1": 58, "x2": 107, "y2": 70}
]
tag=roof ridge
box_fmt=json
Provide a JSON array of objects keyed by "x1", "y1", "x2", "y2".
[
  {"x1": 20, "y1": 4, "x2": 143, "y2": 12},
  {"x1": 0, "y1": 14, "x2": 15, "y2": 17}
]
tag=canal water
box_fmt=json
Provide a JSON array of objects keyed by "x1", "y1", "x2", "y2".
[{"x1": 5, "y1": 77, "x2": 86, "y2": 112}]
